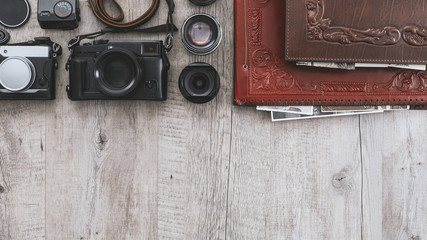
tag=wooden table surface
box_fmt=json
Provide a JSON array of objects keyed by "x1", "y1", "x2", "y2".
[{"x1": 0, "y1": 0, "x2": 426, "y2": 239}]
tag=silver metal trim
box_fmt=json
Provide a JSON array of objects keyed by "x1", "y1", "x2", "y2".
[{"x1": 0, "y1": 46, "x2": 50, "y2": 58}]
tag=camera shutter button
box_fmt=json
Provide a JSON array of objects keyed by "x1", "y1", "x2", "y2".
[{"x1": 54, "y1": 1, "x2": 73, "y2": 18}]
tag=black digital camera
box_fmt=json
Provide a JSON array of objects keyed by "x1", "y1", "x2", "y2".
[
  {"x1": 67, "y1": 40, "x2": 170, "y2": 101},
  {"x1": 38, "y1": 0, "x2": 80, "y2": 30},
  {"x1": 0, "y1": 38, "x2": 60, "y2": 100}
]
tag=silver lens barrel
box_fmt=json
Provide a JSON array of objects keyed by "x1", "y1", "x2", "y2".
[{"x1": 181, "y1": 14, "x2": 222, "y2": 56}]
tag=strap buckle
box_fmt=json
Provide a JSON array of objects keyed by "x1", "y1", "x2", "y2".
[{"x1": 165, "y1": 33, "x2": 174, "y2": 52}]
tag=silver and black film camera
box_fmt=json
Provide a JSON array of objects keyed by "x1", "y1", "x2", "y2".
[{"x1": 0, "y1": 38, "x2": 62, "y2": 100}]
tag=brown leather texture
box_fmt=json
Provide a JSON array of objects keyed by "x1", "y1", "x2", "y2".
[
  {"x1": 285, "y1": 0, "x2": 427, "y2": 64},
  {"x1": 89, "y1": 0, "x2": 159, "y2": 28},
  {"x1": 234, "y1": 0, "x2": 427, "y2": 106}
]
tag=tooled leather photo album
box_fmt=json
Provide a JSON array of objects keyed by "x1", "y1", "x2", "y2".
[{"x1": 234, "y1": 0, "x2": 427, "y2": 106}]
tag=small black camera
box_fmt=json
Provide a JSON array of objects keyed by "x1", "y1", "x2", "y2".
[
  {"x1": 0, "y1": 39, "x2": 60, "y2": 100},
  {"x1": 179, "y1": 62, "x2": 220, "y2": 104},
  {"x1": 38, "y1": 0, "x2": 80, "y2": 30},
  {"x1": 67, "y1": 40, "x2": 170, "y2": 101}
]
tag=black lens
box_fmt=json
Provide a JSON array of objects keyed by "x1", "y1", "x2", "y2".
[
  {"x1": 181, "y1": 14, "x2": 222, "y2": 55},
  {"x1": 189, "y1": 0, "x2": 216, "y2": 6},
  {"x1": 102, "y1": 54, "x2": 134, "y2": 88},
  {"x1": 179, "y1": 62, "x2": 220, "y2": 104},
  {"x1": 189, "y1": 73, "x2": 211, "y2": 94},
  {"x1": 94, "y1": 49, "x2": 141, "y2": 97}
]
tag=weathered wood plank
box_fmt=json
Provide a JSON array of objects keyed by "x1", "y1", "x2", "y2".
[
  {"x1": 157, "y1": 1, "x2": 233, "y2": 239},
  {"x1": 361, "y1": 111, "x2": 427, "y2": 240},
  {"x1": 227, "y1": 109, "x2": 363, "y2": 240},
  {"x1": 1, "y1": 0, "x2": 426, "y2": 239},
  {"x1": 0, "y1": 102, "x2": 46, "y2": 240},
  {"x1": 44, "y1": 1, "x2": 160, "y2": 239}
]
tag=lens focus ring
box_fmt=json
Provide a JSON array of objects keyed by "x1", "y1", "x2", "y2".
[{"x1": 181, "y1": 14, "x2": 222, "y2": 56}]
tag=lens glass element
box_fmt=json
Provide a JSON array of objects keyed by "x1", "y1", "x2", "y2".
[
  {"x1": 189, "y1": 73, "x2": 211, "y2": 94},
  {"x1": 188, "y1": 22, "x2": 213, "y2": 46},
  {"x1": 102, "y1": 54, "x2": 135, "y2": 89},
  {"x1": 181, "y1": 14, "x2": 222, "y2": 55}
]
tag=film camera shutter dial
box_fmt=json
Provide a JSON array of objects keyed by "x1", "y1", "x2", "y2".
[{"x1": 54, "y1": 1, "x2": 73, "y2": 18}]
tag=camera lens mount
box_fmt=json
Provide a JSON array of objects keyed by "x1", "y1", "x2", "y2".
[
  {"x1": 0, "y1": 56, "x2": 36, "y2": 92},
  {"x1": 94, "y1": 48, "x2": 142, "y2": 97},
  {"x1": 181, "y1": 14, "x2": 222, "y2": 55},
  {"x1": 179, "y1": 62, "x2": 220, "y2": 104}
]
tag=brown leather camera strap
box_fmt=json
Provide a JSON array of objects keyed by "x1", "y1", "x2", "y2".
[{"x1": 89, "y1": 0, "x2": 160, "y2": 29}]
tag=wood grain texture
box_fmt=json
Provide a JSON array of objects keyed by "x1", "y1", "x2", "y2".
[
  {"x1": 0, "y1": 103, "x2": 46, "y2": 240},
  {"x1": 0, "y1": 0, "x2": 425, "y2": 239},
  {"x1": 360, "y1": 111, "x2": 427, "y2": 240},
  {"x1": 157, "y1": 1, "x2": 233, "y2": 239},
  {"x1": 227, "y1": 109, "x2": 362, "y2": 240}
]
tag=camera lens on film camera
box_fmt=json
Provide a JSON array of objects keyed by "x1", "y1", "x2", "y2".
[
  {"x1": 179, "y1": 62, "x2": 220, "y2": 104},
  {"x1": 0, "y1": 56, "x2": 36, "y2": 92},
  {"x1": 181, "y1": 14, "x2": 222, "y2": 55},
  {"x1": 94, "y1": 48, "x2": 142, "y2": 97},
  {"x1": 189, "y1": 0, "x2": 217, "y2": 6}
]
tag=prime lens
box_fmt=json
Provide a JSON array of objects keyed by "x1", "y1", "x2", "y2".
[
  {"x1": 179, "y1": 62, "x2": 220, "y2": 104},
  {"x1": 181, "y1": 14, "x2": 222, "y2": 55}
]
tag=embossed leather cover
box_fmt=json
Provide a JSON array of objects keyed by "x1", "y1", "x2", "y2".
[
  {"x1": 285, "y1": 0, "x2": 427, "y2": 64},
  {"x1": 234, "y1": 0, "x2": 427, "y2": 106}
]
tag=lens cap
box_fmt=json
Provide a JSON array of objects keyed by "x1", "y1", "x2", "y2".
[
  {"x1": 0, "y1": 57, "x2": 36, "y2": 92},
  {"x1": 181, "y1": 14, "x2": 222, "y2": 55},
  {"x1": 179, "y1": 62, "x2": 220, "y2": 104},
  {"x1": 0, "y1": 0, "x2": 31, "y2": 28},
  {"x1": 190, "y1": 0, "x2": 217, "y2": 6}
]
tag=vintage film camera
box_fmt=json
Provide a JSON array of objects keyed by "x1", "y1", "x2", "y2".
[
  {"x1": 38, "y1": 0, "x2": 80, "y2": 30},
  {"x1": 67, "y1": 40, "x2": 170, "y2": 101},
  {"x1": 0, "y1": 38, "x2": 61, "y2": 100}
]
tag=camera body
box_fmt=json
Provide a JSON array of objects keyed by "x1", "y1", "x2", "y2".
[
  {"x1": 0, "y1": 45, "x2": 57, "y2": 100},
  {"x1": 38, "y1": 0, "x2": 80, "y2": 30},
  {"x1": 67, "y1": 40, "x2": 170, "y2": 101}
]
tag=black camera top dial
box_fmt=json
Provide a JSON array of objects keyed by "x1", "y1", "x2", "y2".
[
  {"x1": 54, "y1": 1, "x2": 73, "y2": 18},
  {"x1": 38, "y1": 0, "x2": 80, "y2": 30}
]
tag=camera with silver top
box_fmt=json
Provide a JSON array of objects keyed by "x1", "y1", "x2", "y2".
[
  {"x1": 38, "y1": 0, "x2": 80, "y2": 30},
  {"x1": 0, "y1": 38, "x2": 61, "y2": 100}
]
